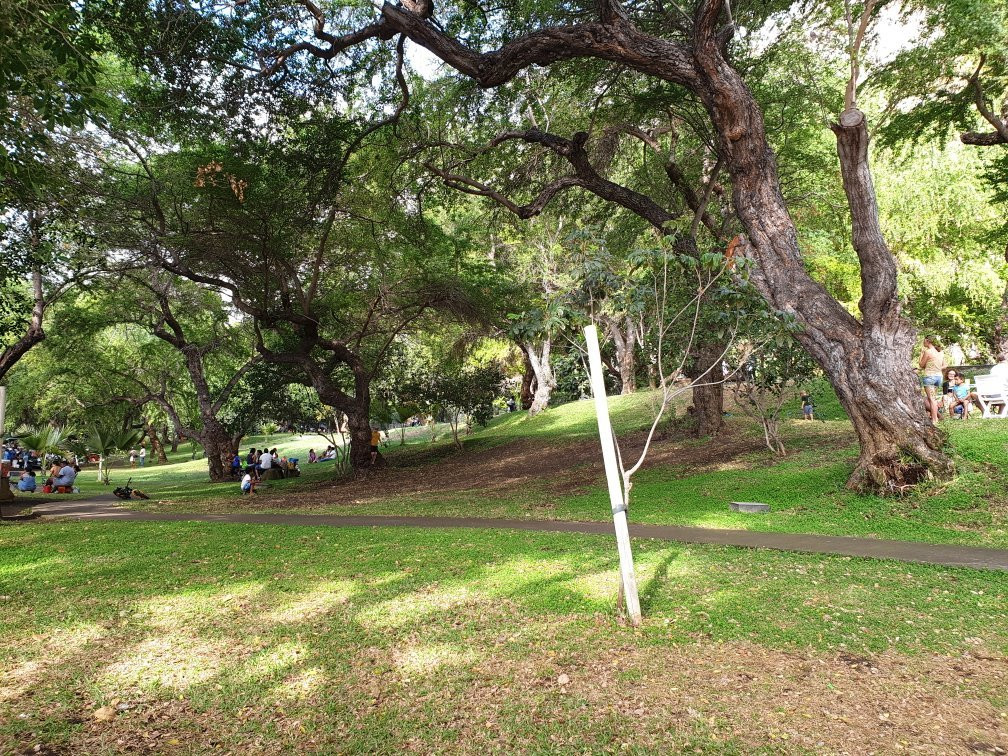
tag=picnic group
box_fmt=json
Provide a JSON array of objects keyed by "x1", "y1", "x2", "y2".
[
  {"x1": 918, "y1": 337, "x2": 1008, "y2": 423},
  {"x1": 236, "y1": 447, "x2": 301, "y2": 495},
  {"x1": 1, "y1": 443, "x2": 79, "y2": 493}
]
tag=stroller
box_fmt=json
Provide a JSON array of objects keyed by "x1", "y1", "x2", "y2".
[{"x1": 113, "y1": 477, "x2": 149, "y2": 500}]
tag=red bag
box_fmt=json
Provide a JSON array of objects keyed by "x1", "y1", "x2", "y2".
[{"x1": 42, "y1": 485, "x2": 52, "y2": 494}]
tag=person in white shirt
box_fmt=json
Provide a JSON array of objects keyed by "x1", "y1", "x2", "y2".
[
  {"x1": 990, "y1": 354, "x2": 1008, "y2": 383},
  {"x1": 138, "y1": 446, "x2": 147, "y2": 467},
  {"x1": 259, "y1": 451, "x2": 272, "y2": 471},
  {"x1": 240, "y1": 472, "x2": 253, "y2": 495}
]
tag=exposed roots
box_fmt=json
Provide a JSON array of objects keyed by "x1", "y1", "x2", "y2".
[{"x1": 847, "y1": 440, "x2": 955, "y2": 496}]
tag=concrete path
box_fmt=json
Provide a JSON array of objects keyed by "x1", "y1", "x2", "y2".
[{"x1": 14, "y1": 495, "x2": 1008, "y2": 572}]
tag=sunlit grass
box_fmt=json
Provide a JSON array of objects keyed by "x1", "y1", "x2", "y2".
[{"x1": 1, "y1": 520, "x2": 1006, "y2": 752}]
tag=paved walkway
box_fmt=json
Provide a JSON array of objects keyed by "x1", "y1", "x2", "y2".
[{"x1": 13, "y1": 496, "x2": 1008, "y2": 572}]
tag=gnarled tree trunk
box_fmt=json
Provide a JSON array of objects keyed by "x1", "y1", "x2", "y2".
[
  {"x1": 147, "y1": 422, "x2": 168, "y2": 464},
  {"x1": 524, "y1": 338, "x2": 556, "y2": 416},
  {"x1": 520, "y1": 347, "x2": 536, "y2": 410},
  {"x1": 687, "y1": 339, "x2": 726, "y2": 438},
  {"x1": 605, "y1": 315, "x2": 637, "y2": 395},
  {"x1": 346, "y1": 409, "x2": 375, "y2": 471},
  {"x1": 690, "y1": 31, "x2": 952, "y2": 489},
  {"x1": 200, "y1": 418, "x2": 234, "y2": 482}
]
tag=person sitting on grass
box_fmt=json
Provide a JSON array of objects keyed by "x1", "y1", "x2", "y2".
[
  {"x1": 17, "y1": 470, "x2": 36, "y2": 493},
  {"x1": 240, "y1": 472, "x2": 255, "y2": 495},
  {"x1": 271, "y1": 448, "x2": 288, "y2": 478},
  {"x1": 308, "y1": 448, "x2": 317, "y2": 464},
  {"x1": 939, "y1": 369, "x2": 959, "y2": 418},
  {"x1": 800, "y1": 391, "x2": 815, "y2": 421},
  {"x1": 319, "y1": 445, "x2": 336, "y2": 462},
  {"x1": 45, "y1": 462, "x2": 78, "y2": 490}
]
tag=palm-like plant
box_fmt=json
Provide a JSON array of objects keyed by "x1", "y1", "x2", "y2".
[
  {"x1": 88, "y1": 427, "x2": 145, "y2": 485},
  {"x1": 17, "y1": 425, "x2": 70, "y2": 461}
]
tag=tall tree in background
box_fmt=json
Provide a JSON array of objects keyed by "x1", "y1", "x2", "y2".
[{"x1": 202, "y1": 0, "x2": 952, "y2": 489}]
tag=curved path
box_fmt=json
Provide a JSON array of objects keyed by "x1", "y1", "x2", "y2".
[{"x1": 12, "y1": 496, "x2": 1008, "y2": 572}]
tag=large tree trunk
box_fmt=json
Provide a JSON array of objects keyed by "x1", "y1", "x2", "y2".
[
  {"x1": 524, "y1": 338, "x2": 556, "y2": 416},
  {"x1": 346, "y1": 410, "x2": 374, "y2": 471},
  {"x1": 164, "y1": 425, "x2": 178, "y2": 453},
  {"x1": 147, "y1": 422, "x2": 168, "y2": 464},
  {"x1": 520, "y1": 347, "x2": 536, "y2": 410},
  {"x1": 688, "y1": 339, "x2": 725, "y2": 438},
  {"x1": 690, "y1": 40, "x2": 952, "y2": 490},
  {"x1": 200, "y1": 419, "x2": 233, "y2": 482},
  {"x1": 605, "y1": 316, "x2": 637, "y2": 395}
]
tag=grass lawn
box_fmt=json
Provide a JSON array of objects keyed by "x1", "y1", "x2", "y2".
[
  {"x1": 2, "y1": 520, "x2": 1006, "y2": 753},
  {"x1": 77, "y1": 388, "x2": 1008, "y2": 550}
]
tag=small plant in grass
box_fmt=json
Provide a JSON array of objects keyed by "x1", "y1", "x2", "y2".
[
  {"x1": 87, "y1": 427, "x2": 145, "y2": 484},
  {"x1": 400, "y1": 365, "x2": 504, "y2": 450},
  {"x1": 260, "y1": 422, "x2": 279, "y2": 444},
  {"x1": 730, "y1": 335, "x2": 819, "y2": 455}
]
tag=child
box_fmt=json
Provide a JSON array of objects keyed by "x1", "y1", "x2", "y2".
[
  {"x1": 240, "y1": 472, "x2": 254, "y2": 495},
  {"x1": 308, "y1": 448, "x2": 317, "y2": 464},
  {"x1": 800, "y1": 391, "x2": 815, "y2": 421},
  {"x1": 951, "y1": 374, "x2": 973, "y2": 419}
]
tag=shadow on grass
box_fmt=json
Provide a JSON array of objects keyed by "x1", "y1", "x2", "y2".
[{"x1": 2, "y1": 520, "x2": 1008, "y2": 751}]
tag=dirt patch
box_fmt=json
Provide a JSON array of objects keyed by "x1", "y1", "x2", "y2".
[
  {"x1": 252, "y1": 430, "x2": 777, "y2": 512},
  {"x1": 457, "y1": 639, "x2": 1008, "y2": 754}
]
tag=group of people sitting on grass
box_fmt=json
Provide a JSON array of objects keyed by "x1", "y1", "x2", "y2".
[
  {"x1": 236, "y1": 447, "x2": 300, "y2": 494},
  {"x1": 918, "y1": 337, "x2": 1008, "y2": 423},
  {"x1": 307, "y1": 446, "x2": 339, "y2": 463},
  {"x1": 13, "y1": 460, "x2": 79, "y2": 493}
]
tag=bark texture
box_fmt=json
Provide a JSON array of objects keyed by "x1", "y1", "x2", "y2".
[
  {"x1": 687, "y1": 339, "x2": 726, "y2": 438},
  {"x1": 524, "y1": 339, "x2": 556, "y2": 416},
  {"x1": 147, "y1": 422, "x2": 168, "y2": 464},
  {"x1": 605, "y1": 315, "x2": 637, "y2": 395},
  {"x1": 0, "y1": 268, "x2": 46, "y2": 382},
  {"x1": 520, "y1": 347, "x2": 536, "y2": 410}
]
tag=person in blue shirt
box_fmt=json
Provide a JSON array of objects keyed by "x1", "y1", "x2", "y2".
[
  {"x1": 950, "y1": 374, "x2": 975, "y2": 419},
  {"x1": 17, "y1": 470, "x2": 36, "y2": 492}
]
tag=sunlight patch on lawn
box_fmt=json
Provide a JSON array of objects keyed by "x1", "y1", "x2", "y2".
[
  {"x1": 265, "y1": 580, "x2": 356, "y2": 625},
  {"x1": 272, "y1": 665, "x2": 328, "y2": 701},
  {"x1": 139, "y1": 582, "x2": 265, "y2": 630},
  {"x1": 240, "y1": 641, "x2": 309, "y2": 684},
  {"x1": 0, "y1": 556, "x2": 59, "y2": 578},
  {"x1": 571, "y1": 569, "x2": 620, "y2": 602},
  {"x1": 357, "y1": 585, "x2": 477, "y2": 629},
  {"x1": 102, "y1": 635, "x2": 232, "y2": 691},
  {"x1": 392, "y1": 642, "x2": 479, "y2": 677},
  {"x1": 0, "y1": 623, "x2": 106, "y2": 702}
]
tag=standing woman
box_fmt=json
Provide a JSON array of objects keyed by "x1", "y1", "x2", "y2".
[{"x1": 919, "y1": 336, "x2": 945, "y2": 425}]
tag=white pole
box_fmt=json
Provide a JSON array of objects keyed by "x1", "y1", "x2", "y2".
[{"x1": 584, "y1": 325, "x2": 642, "y2": 626}]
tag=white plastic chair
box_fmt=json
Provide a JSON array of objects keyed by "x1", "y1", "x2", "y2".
[{"x1": 972, "y1": 374, "x2": 1008, "y2": 418}]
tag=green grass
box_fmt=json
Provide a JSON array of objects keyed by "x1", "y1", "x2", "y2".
[
  {"x1": 1, "y1": 521, "x2": 1006, "y2": 753},
  {"x1": 16, "y1": 387, "x2": 1008, "y2": 549}
]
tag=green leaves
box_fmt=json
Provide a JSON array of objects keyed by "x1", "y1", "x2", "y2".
[
  {"x1": 87, "y1": 426, "x2": 145, "y2": 457},
  {"x1": 16, "y1": 424, "x2": 71, "y2": 457}
]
